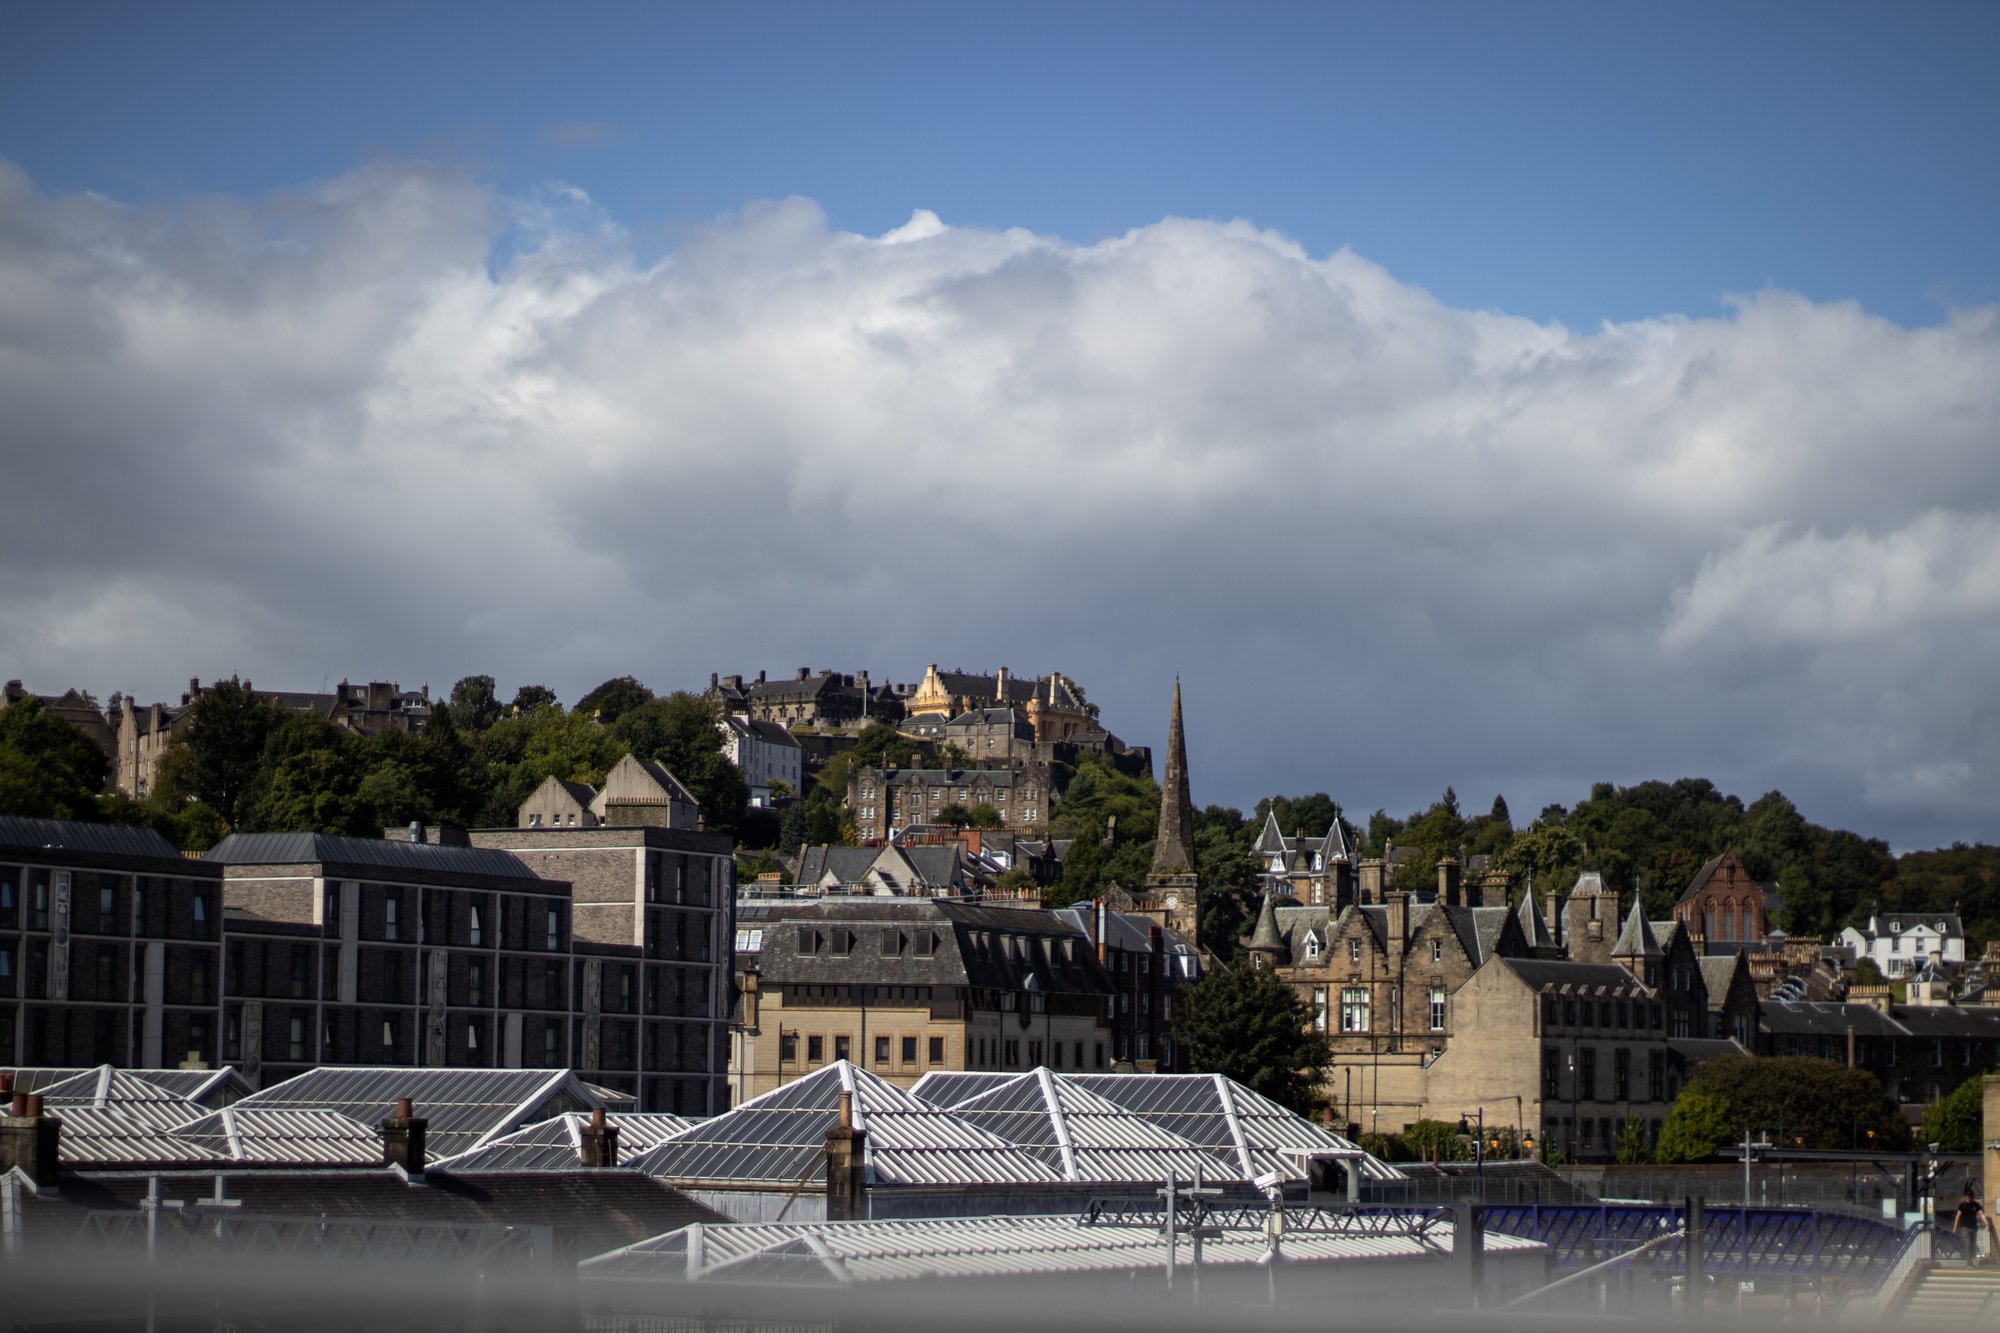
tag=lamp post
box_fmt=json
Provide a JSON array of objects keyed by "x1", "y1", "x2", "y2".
[{"x1": 1456, "y1": 1107, "x2": 1486, "y2": 1200}]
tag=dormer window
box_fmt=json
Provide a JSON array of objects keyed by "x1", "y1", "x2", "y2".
[{"x1": 1304, "y1": 934, "x2": 1321, "y2": 961}]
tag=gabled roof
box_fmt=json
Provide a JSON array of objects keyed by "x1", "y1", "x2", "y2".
[
  {"x1": 232, "y1": 1067, "x2": 597, "y2": 1160},
  {"x1": 1254, "y1": 811, "x2": 1287, "y2": 856},
  {"x1": 1697, "y1": 955, "x2": 1747, "y2": 1011},
  {"x1": 625, "y1": 1061, "x2": 1062, "y2": 1188},
  {"x1": 39, "y1": 1067, "x2": 210, "y2": 1129},
  {"x1": 907, "y1": 1071, "x2": 1020, "y2": 1109},
  {"x1": 1611, "y1": 899, "x2": 1663, "y2": 959},
  {"x1": 170, "y1": 1107, "x2": 382, "y2": 1165},
  {"x1": 1064, "y1": 1073, "x2": 1401, "y2": 1183},
  {"x1": 949, "y1": 1068, "x2": 1234, "y2": 1183},
  {"x1": 430, "y1": 1111, "x2": 697, "y2": 1172}
]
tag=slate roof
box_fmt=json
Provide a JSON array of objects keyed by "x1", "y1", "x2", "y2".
[
  {"x1": 1611, "y1": 899, "x2": 1664, "y2": 959},
  {"x1": 624, "y1": 1061, "x2": 1063, "y2": 1188},
  {"x1": 1499, "y1": 959, "x2": 1649, "y2": 996},
  {"x1": 745, "y1": 899, "x2": 1114, "y2": 997},
  {"x1": 205, "y1": 832, "x2": 542, "y2": 881},
  {"x1": 230, "y1": 1067, "x2": 598, "y2": 1160},
  {"x1": 874, "y1": 768, "x2": 1028, "y2": 788},
  {"x1": 1516, "y1": 892, "x2": 1557, "y2": 950},
  {"x1": 0, "y1": 815, "x2": 190, "y2": 863},
  {"x1": 793, "y1": 845, "x2": 882, "y2": 886},
  {"x1": 25, "y1": 1170, "x2": 726, "y2": 1262},
  {"x1": 1245, "y1": 894, "x2": 1286, "y2": 954},
  {"x1": 1758, "y1": 1000, "x2": 1907, "y2": 1038},
  {"x1": 1697, "y1": 956, "x2": 1746, "y2": 1011},
  {"x1": 430, "y1": 1111, "x2": 698, "y2": 1172}
]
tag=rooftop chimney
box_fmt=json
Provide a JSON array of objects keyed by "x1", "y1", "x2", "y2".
[
  {"x1": 825, "y1": 1091, "x2": 866, "y2": 1221},
  {"x1": 1438, "y1": 857, "x2": 1462, "y2": 907},
  {"x1": 1, "y1": 1088, "x2": 62, "y2": 1188},
  {"x1": 382, "y1": 1098, "x2": 428, "y2": 1177},
  {"x1": 580, "y1": 1106, "x2": 620, "y2": 1168},
  {"x1": 1386, "y1": 892, "x2": 1410, "y2": 956}
]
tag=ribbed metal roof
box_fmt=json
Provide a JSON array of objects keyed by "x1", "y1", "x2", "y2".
[
  {"x1": 431, "y1": 1111, "x2": 697, "y2": 1173},
  {"x1": 232, "y1": 1066, "x2": 595, "y2": 1159},
  {"x1": 3, "y1": 1064, "x2": 251, "y2": 1107},
  {"x1": 625, "y1": 1062, "x2": 1061, "y2": 1188},
  {"x1": 1064, "y1": 1073, "x2": 1403, "y2": 1182},
  {"x1": 906, "y1": 1070, "x2": 1019, "y2": 1109},
  {"x1": 580, "y1": 1213, "x2": 1542, "y2": 1285},
  {"x1": 50, "y1": 1105, "x2": 213, "y2": 1167},
  {"x1": 171, "y1": 1107, "x2": 382, "y2": 1164},
  {"x1": 949, "y1": 1069, "x2": 1239, "y2": 1184},
  {"x1": 0, "y1": 815, "x2": 188, "y2": 861},
  {"x1": 205, "y1": 832, "x2": 541, "y2": 879}
]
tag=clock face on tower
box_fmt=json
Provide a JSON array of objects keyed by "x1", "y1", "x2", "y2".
[{"x1": 1163, "y1": 893, "x2": 1180, "y2": 911}]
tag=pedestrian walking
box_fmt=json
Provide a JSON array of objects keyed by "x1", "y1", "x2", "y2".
[{"x1": 1950, "y1": 1185, "x2": 1987, "y2": 1265}]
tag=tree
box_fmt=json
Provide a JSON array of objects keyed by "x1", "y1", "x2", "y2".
[
  {"x1": 1398, "y1": 1119, "x2": 1471, "y2": 1164},
  {"x1": 1496, "y1": 822, "x2": 1584, "y2": 896},
  {"x1": 1171, "y1": 963, "x2": 1332, "y2": 1117},
  {"x1": 0, "y1": 697, "x2": 113, "y2": 821},
  {"x1": 1655, "y1": 1086, "x2": 1734, "y2": 1163},
  {"x1": 510, "y1": 684, "x2": 560, "y2": 715},
  {"x1": 1615, "y1": 1115, "x2": 1651, "y2": 1164},
  {"x1": 1655, "y1": 1055, "x2": 1909, "y2": 1162},
  {"x1": 777, "y1": 800, "x2": 811, "y2": 855},
  {"x1": 575, "y1": 676, "x2": 653, "y2": 725},
  {"x1": 177, "y1": 679, "x2": 284, "y2": 827},
  {"x1": 1923, "y1": 1075, "x2": 1987, "y2": 1154},
  {"x1": 446, "y1": 675, "x2": 502, "y2": 731},
  {"x1": 850, "y1": 722, "x2": 924, "y2": 771},
  {"x1": 612, "y1": 692, "x2": 749, "y2": 837}
]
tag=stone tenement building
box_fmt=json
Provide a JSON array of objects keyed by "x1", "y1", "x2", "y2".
[
  {"x1": 726, "y1": 897, "x2": 1121, "y2": 1103},
  {"x1": 1265, "y1": 860, "x2": 1761, "y2": 1163},
  {"x1": 708, "y1": 668, "x2": 906, "y2": 728},
  {"x1": 847, "y1": 764, "x2": 1056, "y2": 840}
]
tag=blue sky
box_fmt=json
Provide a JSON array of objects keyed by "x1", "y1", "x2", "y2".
[
  {"x1": 4, "y1": 3, "x2": 1999, "y2": 851},
  {"x1": 7, "y1": 1, "x2": 1997, "y2": 327}
]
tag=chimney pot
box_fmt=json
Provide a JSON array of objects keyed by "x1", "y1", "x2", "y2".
[
  {"x1": 24, "y1": 1094, "x2": 43, "y2": 1118},
  {"x1": 0, "y1": 1073, "x2": 12, "y2": 1096},
  {"x1": 591, "y1": 1106, "x2": 607, "y2": 1129},
  {"x1": 9, "y1": 1092, "x2": 25, "y2": 1118},
  {"x1": 395, "y1": 1098, "x2": 414, "y2": 1119}
]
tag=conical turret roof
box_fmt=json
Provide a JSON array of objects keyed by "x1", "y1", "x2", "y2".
[
  {"x1": 1516, "y1": 888, "x2": 1555, "y2": 949},
  {"x1": 1611, "y1": 896, "x2": 1663, "y2": 959},
  {"x1": 1246, "y1": 892, "x2": 1286, "y2": 956}
]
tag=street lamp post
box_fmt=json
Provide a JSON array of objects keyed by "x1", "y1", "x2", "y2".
[{"x1": 1457, "y1": 1107, "x2": 1486, "y2": 1201}]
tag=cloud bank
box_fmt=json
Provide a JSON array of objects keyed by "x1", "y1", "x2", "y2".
[{"x1": 1, "y1": 160, "x2": 1996, "y2": 848}]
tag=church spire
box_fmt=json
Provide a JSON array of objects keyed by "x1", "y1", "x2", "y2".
[{"x1": 1150, "y1": 678, "x2": 1198, "y2": 880}]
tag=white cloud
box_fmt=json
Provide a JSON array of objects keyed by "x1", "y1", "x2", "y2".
[{"x1": 2, "y1": 160, "x2": 1998, "y2": 847}]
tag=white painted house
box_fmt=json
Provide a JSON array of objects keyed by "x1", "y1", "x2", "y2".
[
  {"x1": 1838, "y1": 912, "x2": 1965, "y2": 978},
  {"x1": 719, "y1": 714, "x2": 803, "y2": 807}
]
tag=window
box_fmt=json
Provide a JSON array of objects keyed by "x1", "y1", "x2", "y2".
[
  {"x1": 1312, "y1": 987, "x2": 1328, "y2": 1031},
  {"x1": 928, "y1": 1036, "x2": 944, "y2": 1064},
  {"x1": 469, "y1": 961, "x2": 485, "y2": 1006},
  {"x1": 1648, "y1": 1050, "x2": 1665, "y2": 1102},
  {"x1": 1579, "y1": 1048, "x2": 1598, "y2": 1101},
  {"x1": 226, "y1": 1013, "x2": 241, "y2": 1061},
  {"x1": 1431, "y1": 939, "x2": 1442, "y2": 963},
  {"x1": 834, "y1": 1035, "x2": 851, "y2": 1062},
  {"x1": 875, "y1": 1035, "x2": 890, "y2": 1064},
  {"x1": 191, "y1": 959, "x2": 209, "y2": 1004},
  {"x1": 807, "y1": 1034, "x2": 824, "y2": 1062},
  {"x1": 290, "y1": 947, "x2": 309, "y2": 998},
  {"x1": 901, "y1": 1035, "x2": 918, "y2": 1063},
  {"x1": 188, "y1": 1017, "x2": 208, "y2": 1063},
  {"x1": 1543, "y1": 1049, "x2": 1561, "y2": 1098},
  {"x1": 0, "y1": 943, "x2": 14, "y2": 995},
  {"x1": 1428, "y1": 987, "x2": 1446, "y2": 1031},
  {"x1": 100, "y1": 883, "x2": 115, "y2": 923},
  {"x1": 385, "y1": 896, "x2": 400, "y2": 941},
  {"x1": 1339, "y1": 987, "x2": 1370, "y2": 1033},
  {"x1": 1348, "y1": 939, "x2": 1361, "y2": 963},
  {"x1": 384, "y1": 1017, "x2": 398, "y2": 1051},
  {"x1": 97, "y1": 951, "x2": 114, "y2": 997},
  {"x1": 467, "y1": 1021, "x2": 480, "y2": 1052},
  {"x1": 0, "y1": 876, "x2": 14, "y2": 928},
  {"x1": 1304, "y1": 934, "x2": 1320, "y2": 961},
  {"x1": 31, "y1": 880, "x2": 48, "y2": 930},
  {"x1": 544, "y1": 1025, "x2": 559, "y2": 1065},
  {"x1": 288, "y1": 1016, "x2": 306, "y2": 1061},
  {"x1": 546, "y1": 907, "x2": 560, "y2": 951},
  {"x1": 469, "y1": 904, "x2": 483, "y2": 946},
  {"x1": 1614, "y1": 1048, "x2": 1631, "y2": 1100}
]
